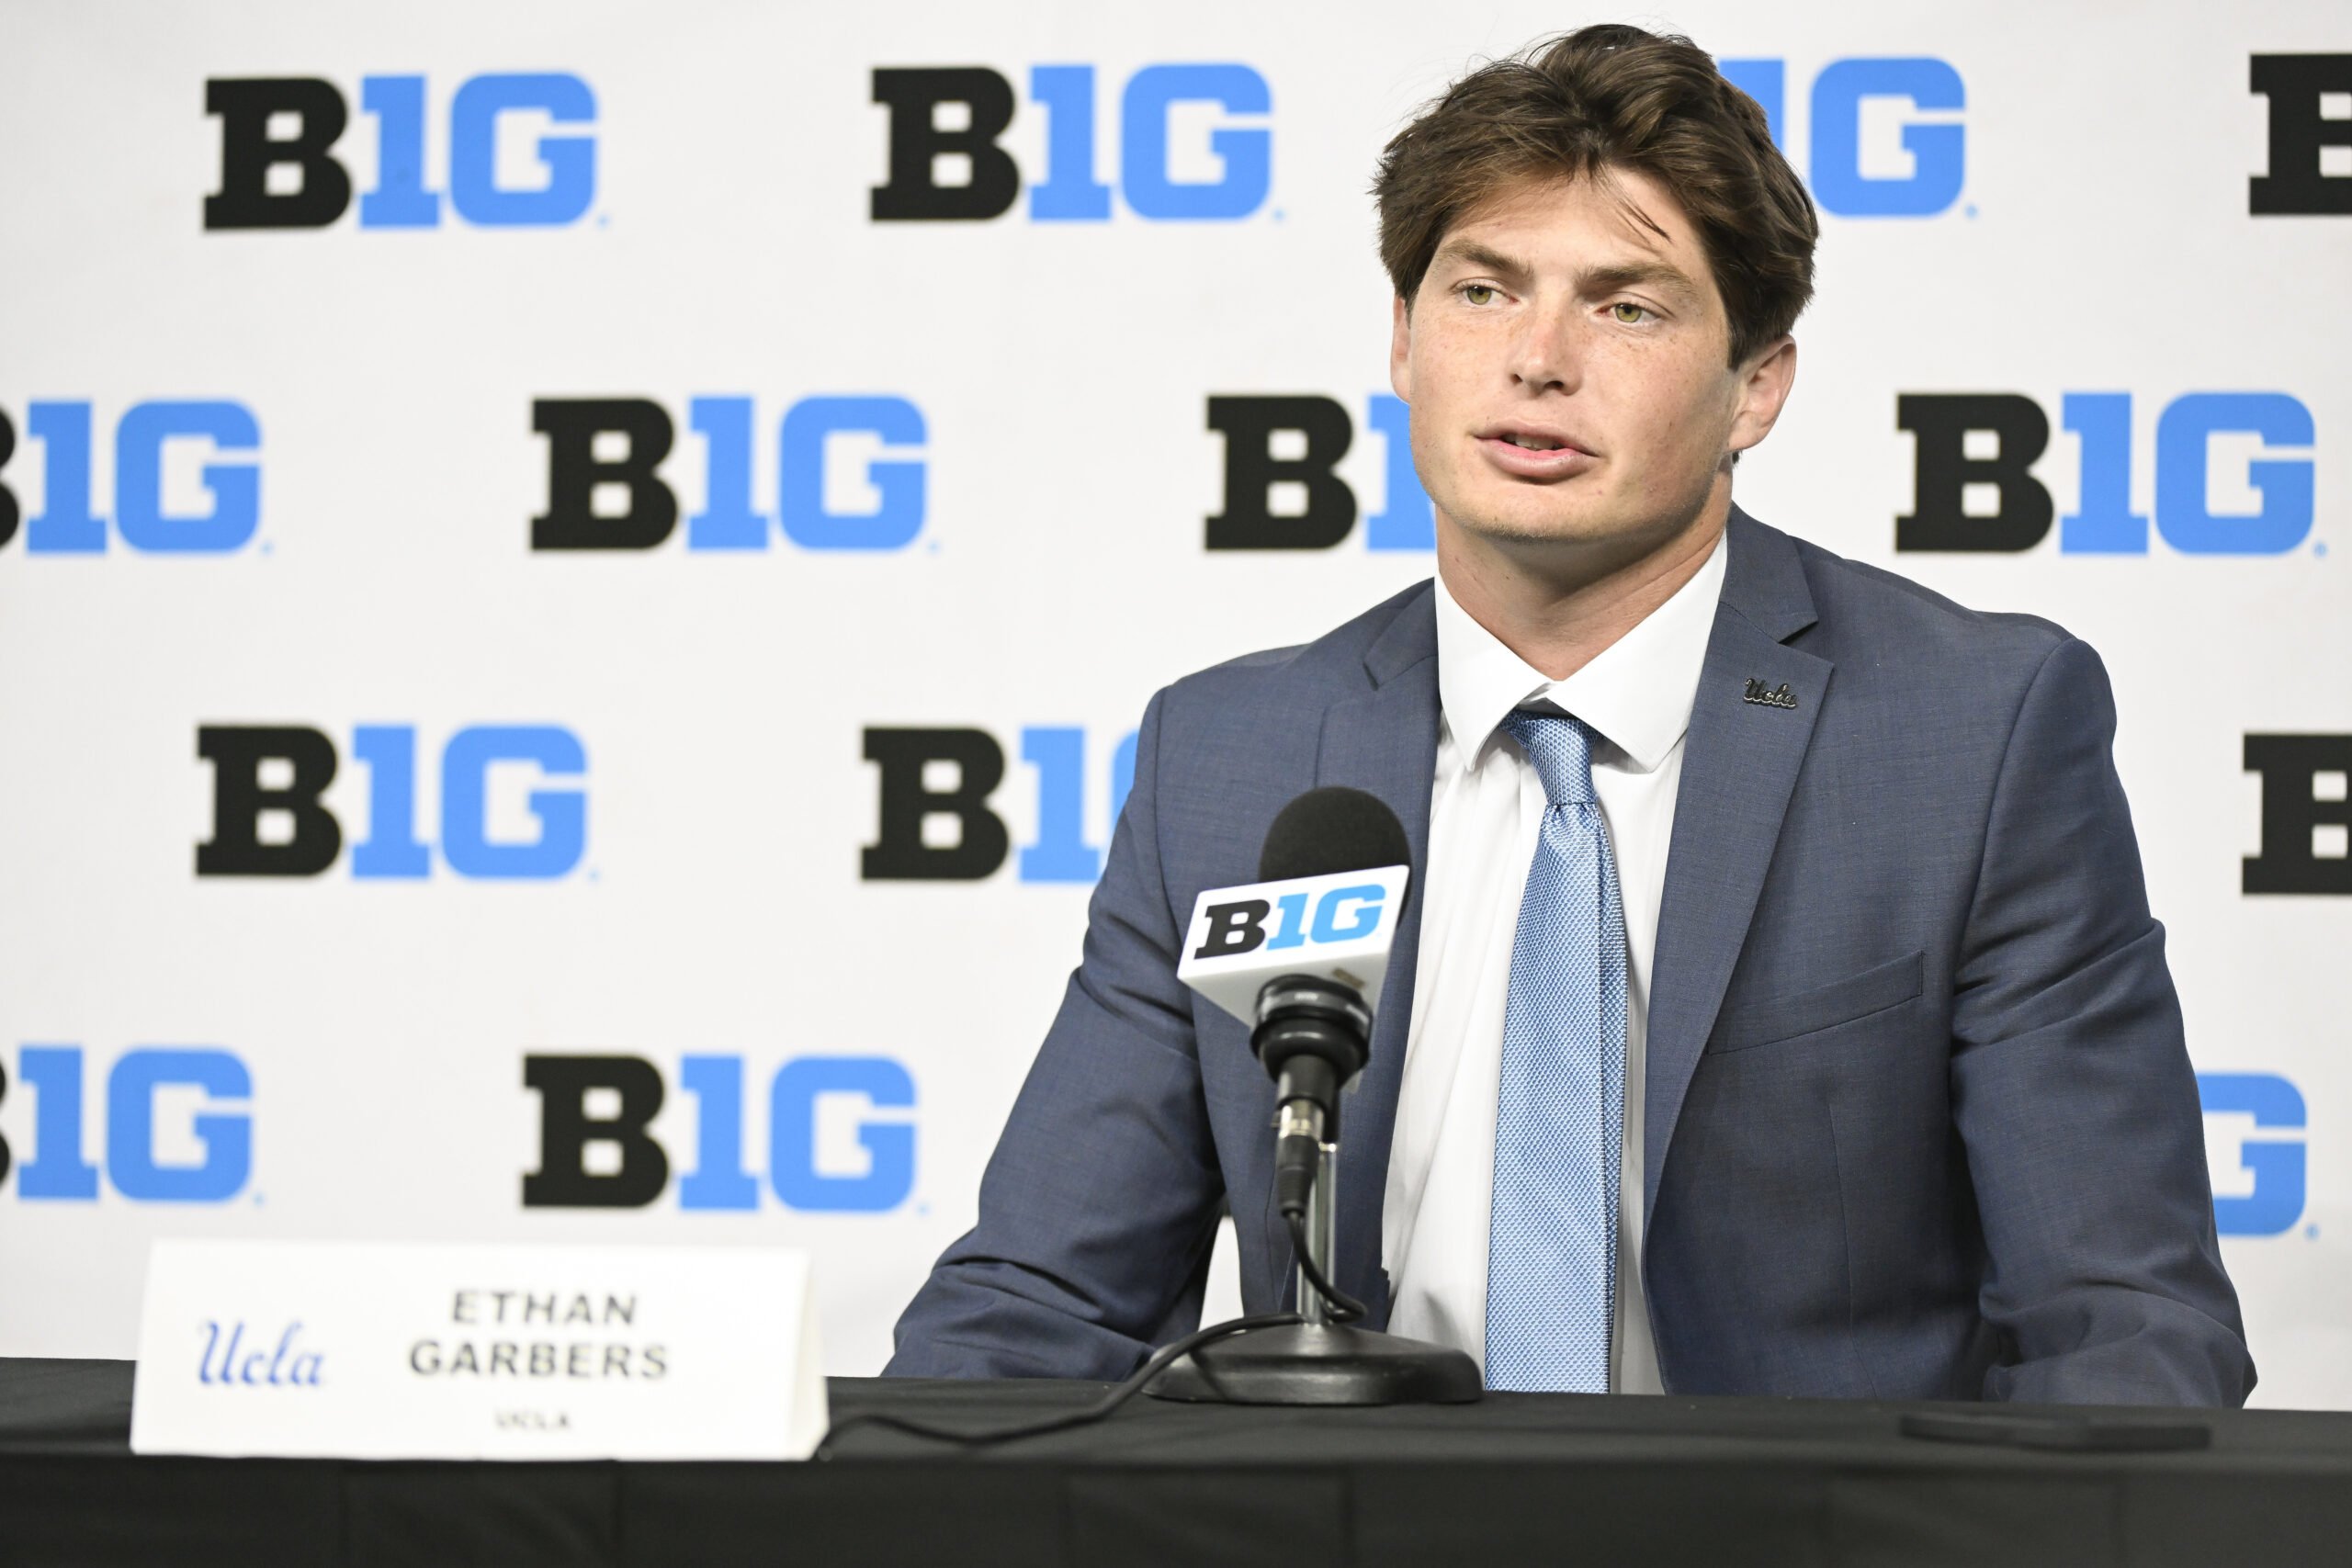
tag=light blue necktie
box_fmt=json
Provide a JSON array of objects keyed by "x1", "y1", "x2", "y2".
[{"x1": 1485, "y1": 710, "x2": 1628, "y2": 1393}]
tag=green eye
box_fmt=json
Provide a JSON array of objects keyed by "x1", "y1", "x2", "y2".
[
  {"x1": 1611, "y1": 301, "x2": 1649, "y2": 323},
  {"x1": 1463, "y1": 284, "x2": 1496, "y2": 305}
]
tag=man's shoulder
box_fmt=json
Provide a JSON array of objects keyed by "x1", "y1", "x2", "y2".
[
  {"x1": 1159, "y1": 579, "x2": 1430, "y2": 713},
  {"x1": 1774, "y1": 523, "x2": 2079, "y2": 681}
]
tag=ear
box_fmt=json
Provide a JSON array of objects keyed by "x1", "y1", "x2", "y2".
[
  {"x1": 1388, "y1": 295, "x2": 1413, "y2": 403},
  {"x1": 1727, "y1": 335, "x2": 1797, "y2": 455}
]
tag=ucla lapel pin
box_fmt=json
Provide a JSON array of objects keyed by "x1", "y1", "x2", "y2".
[{"x1": 1741, "y1": 678, "x2": 1799, "y2": 710}]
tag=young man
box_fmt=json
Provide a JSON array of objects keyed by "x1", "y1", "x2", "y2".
[{"x1": 888, "y1": 25, "x2": 2251, "y2": 1403}]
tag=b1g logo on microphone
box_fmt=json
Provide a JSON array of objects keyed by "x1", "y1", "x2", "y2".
[
  {"x1": 2199, "y1": 1073, "x2": 2306, "y2": 1236},
  {"x1": 1190, "y1": 879, "x2": 1396, "y2": 959},
  {"x1": 2245, "y1": 735, "x2": 2351, "y2": 895},
  {"x1": 2250, "y1": 55, "x2": 2352, "y2": 215},
  {"x1": 1716, "y1": 57, "x2": 1966, "y2": 218},
  {"x1": 0, "y1": 401, "x2": 260, "y2": 555},
  {"x1": 197, "y1": 724, "x2": 587, "y2": 880},
  {"x1": 0, "y1": 1045, "x2": 252, "y2": 1203},
  {"x1": 872, "y1": 63, "x2": 1272, "y2": 221},
  {"x1": 862, "y1": 725, "x2": 1136, "y2": 883},
  {"x1": 532, "y1": 397, "x2": 927, "y2": 552},
  {"x1": 1179, "y1": 867, "x2": 1411, "y2": 1023},
  {"x1": 522, "y1": 1054, "x2": 915, "y2": 1213},
  {"x1": 1204, "y1": 394, "x2": 1432, "y2": 551},
  {"x1": 204, "y1": 73, "x2": 597, "y2": 230},
  {"x1": 1894, "y1": 392, "x2": 2317, "y2": 556}
]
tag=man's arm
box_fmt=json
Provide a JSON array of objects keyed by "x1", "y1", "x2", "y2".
[
  {"x1": 885, "y1": 688, "x2": 1227, "y2": 1380},
  {"x1": 1951, "y1": 636, "x2": 2255, "y2": 1405}
]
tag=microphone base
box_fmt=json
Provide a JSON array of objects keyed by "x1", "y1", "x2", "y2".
[{"x1": 1144, "y1": 1323, "x2": 1482, "y2": 1406}]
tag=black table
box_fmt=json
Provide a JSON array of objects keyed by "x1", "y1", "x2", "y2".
[{"x1": 5, "y1": 1359, "x2": 2349, "y2": 1566}]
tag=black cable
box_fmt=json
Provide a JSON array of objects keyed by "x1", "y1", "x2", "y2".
[
  {"x1": 827, "y1": 1196, "x2": 1368, "y2": 1456},
  {"x1": 1284, "y1": 1208, "x2": 1367, "y2": 1323},
  {"x1": 815, "y1": 1311, "x2": 1303, "y2": 1459}
]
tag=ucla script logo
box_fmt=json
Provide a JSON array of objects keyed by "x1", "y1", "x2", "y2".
[{"x1": 198, "y1": 1320, "x2": 323, "y2": 1387}]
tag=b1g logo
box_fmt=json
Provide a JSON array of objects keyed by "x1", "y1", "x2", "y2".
[
  {"x1": 1894, "y1": 392, "x2": 2316, "y2": 555},
  {"x1": 2250, "y1": 55, "x2": 2352, "y2": 216},
  {"x1": 1192, "y1": 884, "x2": 1392, "y2": 960},
  {"x1": 532, "y1": 397, "x2": 926, "y2": 551},
  {"x1": 0, "y1": 401, "x2": 260, "y2": 554},
  {"x1": 2245, "y1": 735, "x2": 2351, "y2": 895},
  {"x1": 0, "y1": 1045, "x2": 252, "y2": 1202},
  {"x1": 2199, "y1": 1073, "x2": 2306, "y2": 1236},
  {"x1": 1717, "y1": 56, "x2": 1965, "y2": 217},
  {"x1": 872, "y1": 64, "x2": 1271, "y2": 221},
  {"x1": 197, "y1": 724, "x2": 587, "y2": 880},
  {"x1": 523, "y1": 1054, "x2": 914, "y2": 1213},
  {"x1": 1204, "y1": 394, "x2": 1431, "y2": 551},
  {"x1": 204, "y1": 74, "x2": 596, "y2": 230},
  {"x1": 863, "y1": 726, "x2": 1136, "y2": 883}
]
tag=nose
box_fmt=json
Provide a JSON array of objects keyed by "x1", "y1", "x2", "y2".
[{"x1": 1507, "y1": 299, "x2": 1584, "y2": 395}]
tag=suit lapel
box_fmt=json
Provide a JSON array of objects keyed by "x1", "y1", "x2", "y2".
[
  {"x1": 1308, "y1": 587, "x2": 1440, "y2": 1328},
  {"x1": 1643, "y1": 513, "x2": 1830, "y2": 1220}
]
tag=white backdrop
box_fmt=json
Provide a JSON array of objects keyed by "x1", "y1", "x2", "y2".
[{"x1": 2, "y1": 0, "x2": 2346, "y2": 1405}]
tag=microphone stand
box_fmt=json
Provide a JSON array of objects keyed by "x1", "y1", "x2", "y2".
[
  {"x1": 1148, "y1": 980, "x2": 1482, "y2": 1405},
  {"x1": 1299, "y1": 1127, "x2": 1337, "y2": 1331}
]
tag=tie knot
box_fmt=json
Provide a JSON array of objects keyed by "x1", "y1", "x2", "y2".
[{"x1": 1501, "y1": 710, "x2": 1600, "y2": 806}]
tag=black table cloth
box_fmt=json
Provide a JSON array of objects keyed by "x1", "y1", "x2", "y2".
[{"x1": 5, "y1": 1358, "x2": 2349, "y2": 1566}]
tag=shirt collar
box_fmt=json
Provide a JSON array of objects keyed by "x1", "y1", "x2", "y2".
[{"x1": 1433, "y1": 529, "x2": 1728, "y2": 775}]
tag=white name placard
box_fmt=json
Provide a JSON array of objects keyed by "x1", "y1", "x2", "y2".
[{"x1": 130, "y1": 1240, "x2": 826, "y2": 1461}]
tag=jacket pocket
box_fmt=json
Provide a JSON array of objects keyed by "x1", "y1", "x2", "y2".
[{"x1": 1708, "y1": 950, "x2": 1925, "y2": 1054}]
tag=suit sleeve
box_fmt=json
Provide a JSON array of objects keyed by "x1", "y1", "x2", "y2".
[
  {"x1": 1951, "y1": 636, "x2": 2255, "y2": 1405},
  {"x1": 883, "y1": 687, "x2": 1227, "y2": 1379}
]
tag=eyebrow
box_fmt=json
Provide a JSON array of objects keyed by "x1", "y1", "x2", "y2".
[
  {"x1": 1576, "y1": 261, "x2": 1702, "y2": 305},
  {"x1": 1430, "y1": 243, "x2": 1702, "y2": 307},
  {"x1": 1430, "y1": 239, "x2": 1532, "y2": 283}
]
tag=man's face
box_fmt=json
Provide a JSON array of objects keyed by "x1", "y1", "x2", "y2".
[{"x1": 1390, "y1": 167, "x2": 1792, "y2": 566}]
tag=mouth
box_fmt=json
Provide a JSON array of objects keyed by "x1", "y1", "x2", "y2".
[{"x1": 1475, "y1": 425, "x2": 1597, "y2": 477}]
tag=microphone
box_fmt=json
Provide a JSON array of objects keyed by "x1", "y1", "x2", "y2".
[
  {"x1": 1176, "y1": 788, "x2": 1410, "y2": 1220},
  {"x1": 1148, "y1": 787, "x2": 1479, "y2": 1405},
  {"x1": 1257, "y1": 784, "x2": 1412, "y2": 883}
]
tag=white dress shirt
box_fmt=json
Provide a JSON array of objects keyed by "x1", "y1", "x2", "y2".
[{"x1": 1381, "y1": 532, "x2": 1727, "y2": 1393}]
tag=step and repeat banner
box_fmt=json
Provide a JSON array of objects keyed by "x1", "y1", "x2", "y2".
[{"x1": 2, "y1": 0, "x2": 2346, "y2": 1403}]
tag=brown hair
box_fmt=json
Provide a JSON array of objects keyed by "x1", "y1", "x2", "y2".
[{"x1": 1373, "y1": 24, "x2": 1817, "y2": 367}]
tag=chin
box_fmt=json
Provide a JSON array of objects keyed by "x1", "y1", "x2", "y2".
[
  {"x1": 1449, "y1": 473, "x2": 1724, "y2": 557},
  {"x1": 1453, "y1": 496, "x2": 1634, "y2": 548}
]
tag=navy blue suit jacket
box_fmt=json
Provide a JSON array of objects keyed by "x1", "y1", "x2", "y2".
[{"x1": 888, "y1": 512, "x2": 2253, "y2": 1404}]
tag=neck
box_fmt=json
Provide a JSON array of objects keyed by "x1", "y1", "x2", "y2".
[{"x1": 1437, "y1": 486, "x2": 1729, "y2": 682}]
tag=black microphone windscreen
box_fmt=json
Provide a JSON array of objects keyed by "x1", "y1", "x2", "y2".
[{"x1": 1257, "y1": 786, "x2": 1410, "y2": 883}]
